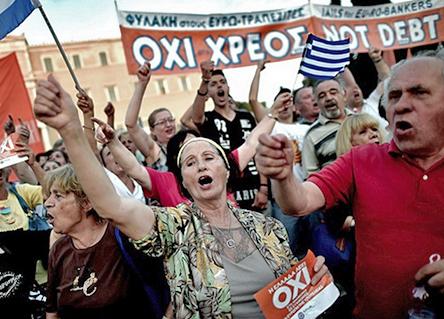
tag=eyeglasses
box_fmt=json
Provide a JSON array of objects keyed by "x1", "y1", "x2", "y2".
[{"x1": 153, "y1": 117, "x2": 175, "y2": 127}]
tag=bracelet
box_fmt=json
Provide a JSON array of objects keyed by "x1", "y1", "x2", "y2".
[
  {"x1": 260, "y1": 183, "x2": 268, "y2": 188},
  {"x1": 373, "y1": 58, "x2": 382, "y2": 63},
  {"x1": 83, "y1": 125, "x2": 95, "y2": 131},
  {"x1": 266, "y1": 113, "x2": 278, "y2": 121},
  {"x1": 197, "y1": 89, "x2": 208, "y2": 96},
  {"x1": 201, "y1": 77, "x2": 210, "y2": 83}
]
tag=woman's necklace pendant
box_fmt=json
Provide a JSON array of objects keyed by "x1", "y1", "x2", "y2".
[{"x1": 226, "y1": 238, "x2": 236, "y2": 249}]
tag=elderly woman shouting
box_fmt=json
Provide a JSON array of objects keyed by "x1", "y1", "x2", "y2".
[{"x1": 33, "y1": 75, "x2": 329, "y2": 318}]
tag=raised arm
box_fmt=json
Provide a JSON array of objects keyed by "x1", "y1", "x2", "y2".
[
  {"x1": 236, "y1": 115, "x2": 275, "y2": 171},
  {"x1": 11, "y1": 124, "x2": 38, "y2": 184},
  {"x1": 238, "y1": 92, "x2": 286, "y2": 212},
  {"x1": 14, "y1": 141, "x2": 45, "y2": 185},
  {"x1": 104, "y1": 102, "x2": 115, "y2": 129},
  {"x1": 12, "y1": 161, "x2": 38, "y2": 185},
  {"x1": 34, "y1": 75, "x2": 154, "y2": 240},
  {"x1": 76, "y1": 89, "x2": 100, "y2": 161},
  {"x1": 191, "y1": 60, "x2": 214, "y2": 125},
  {"x1": 248, "y1": 60, "x2": 268, "y2": 122},
  {"x1": 342, "y1": 67, "x2": 357, "y2": 91},
  {"x1": 368, "y1": 46, "x2": 390, "y2": 82},
  {"x1": 92, "y1": 117, "x2": 152, "y2": 191},
  {"x1": 125, "y1": 62, "x2": 158, "y2": 161},
  {"x1": 255, "y1": 133, "x2": 325, "y2": 216},
  {"x1": 179, "y1": 104, "x2": 201, "y2": 132},
  {"x1": 235, "y1": 91, "x2": 290, "y2": 170},
  {"x1": 3, "y1": 114, "x2": 15, "y2": 136}
]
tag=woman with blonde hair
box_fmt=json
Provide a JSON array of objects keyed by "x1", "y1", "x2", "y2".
[
  {"x1": 336, "y1": 113, "x2": 385, "y2": 157},
  {"x1": 44, "y1": 165, "x2": 169, "y2": 318}
]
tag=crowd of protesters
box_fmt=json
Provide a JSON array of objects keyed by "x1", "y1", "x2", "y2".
[{"x1": 0, "y1": 39, "x2": 443, "y2": 319}]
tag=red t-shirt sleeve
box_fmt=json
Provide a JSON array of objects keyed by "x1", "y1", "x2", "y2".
[
  {"x1": 230, "y1": 148, "x2": 239, "y2": 166},
  {"x1": 143, "y1": 167, "x2": 160, "y2": 199},
  {"x1": 308, "y1": 150, "x2": 355, "y2": 210}
]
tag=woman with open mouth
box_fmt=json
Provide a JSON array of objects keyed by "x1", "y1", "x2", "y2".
[
  {"x1": 34, "y1": 75, "x2": 332, "y2": 318},
  {"x1": 125, "y1": 62, "x2": 177, "y2": 173},
  {"x1": 91, "y1": 97, "x2": 280, "y2": 208},
  {"x1": 43, "y1": 165, "x2": 169, "y2": 319}
]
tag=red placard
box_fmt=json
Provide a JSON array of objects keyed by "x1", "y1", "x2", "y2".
[
  {"x1": 0, "y1": 53, "x2": 44, "y2": 154},
  {"x1": 254, "y1": 250, "x2": 339, "y2": 319}
]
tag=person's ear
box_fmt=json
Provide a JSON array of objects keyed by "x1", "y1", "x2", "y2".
[
  {"x1": 80, "y1": 200, "x2": 93, "y2": 214},
  {"x1": 343, "y1": 87, "x2": 350, "y2": 101}
]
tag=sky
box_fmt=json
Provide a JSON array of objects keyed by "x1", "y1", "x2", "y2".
[
  {"x1": 10, "y1": 0, "x2": 391, "y2": 105},
  {"x1": 14, "y1": 0, "x2": 336, "y2": 45}
]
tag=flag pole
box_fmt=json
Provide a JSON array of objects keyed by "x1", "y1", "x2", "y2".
[
  {"x1": 35, "y1": 2, "x2": 82, "y2": 91},
  {"x1": 292, "y1": 64, "x2": 303, "y2": 91}
]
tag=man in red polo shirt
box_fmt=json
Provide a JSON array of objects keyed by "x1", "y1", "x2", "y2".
[{"x1": 256, "y1": 53, "x2": 444, "y2": 318}]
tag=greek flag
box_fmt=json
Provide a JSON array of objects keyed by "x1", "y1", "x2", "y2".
[
  {"x1": 0, "y1": 0, "x2": 41, "y2": 40},
  {"x1": 299, "y1": 34, "x2": 350, "y2": 80}
]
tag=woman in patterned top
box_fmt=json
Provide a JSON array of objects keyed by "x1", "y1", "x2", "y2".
[{"x1": 33, "y1": 75, "x2": 330, "y2": 318}]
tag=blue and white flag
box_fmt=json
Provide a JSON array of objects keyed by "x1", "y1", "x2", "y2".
[
  {"x1": 0, "y1": 0, "x2": 41, "y2": 40},
  {"x1": 298, "y1": 34, "x2": 350, "y2": 80}
]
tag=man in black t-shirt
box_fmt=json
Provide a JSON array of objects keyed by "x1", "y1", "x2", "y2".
[{"x1": 190, "y1": 61, "x2": 266, "y2": 211}]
